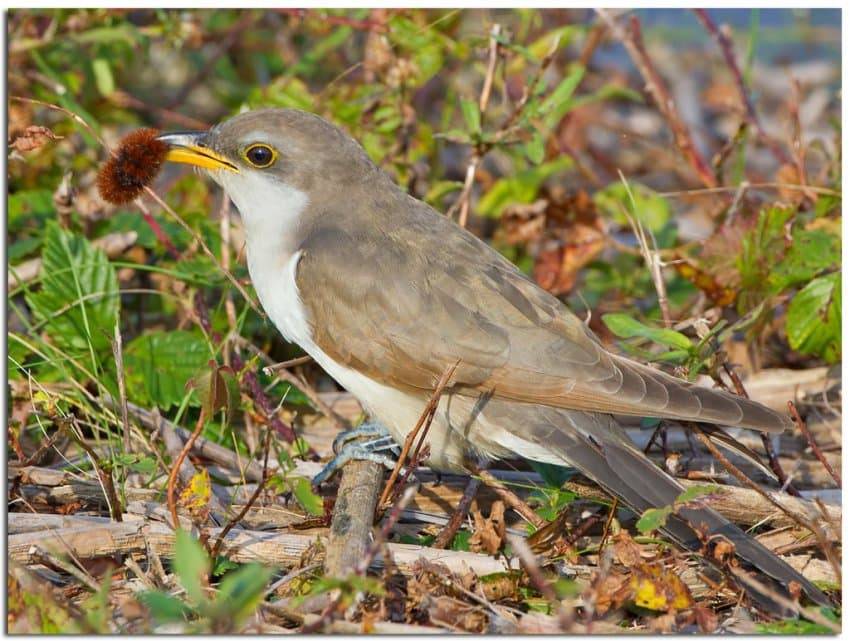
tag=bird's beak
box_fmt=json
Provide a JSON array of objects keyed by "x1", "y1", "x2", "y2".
[{"x1": 156, "y1": 131, "x2": 239, "y2": 172}]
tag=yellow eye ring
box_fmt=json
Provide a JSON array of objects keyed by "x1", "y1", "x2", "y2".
[{"x1": 242, "y1": 143, "x2": 277, "y2": 168}]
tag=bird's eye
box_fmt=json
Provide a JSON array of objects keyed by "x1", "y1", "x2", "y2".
[{"x1": 243, "y1": 143, "x2": 276, "y2": 168}]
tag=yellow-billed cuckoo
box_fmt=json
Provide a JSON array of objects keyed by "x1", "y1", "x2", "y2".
[{"x1": 156, "y1": 108, "x2": 829, "y2": 609}]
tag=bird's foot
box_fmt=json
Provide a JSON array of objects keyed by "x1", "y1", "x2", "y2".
[
  {"x1": 330, "y1": 421, "x2": 393, "y2": 454},
  {"x1": 313, "y1": 422, "x2": 401, "y2": 486}
]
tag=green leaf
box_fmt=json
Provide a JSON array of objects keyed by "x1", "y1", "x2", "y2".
[
  {"x1": 9, "y1": 189, "x2": 55, "y2": 230},
  {"x1": 214, "y1": 563, "x2": 273, "y2": 622},
  {"x1": 25, "y1": 223, "x2": 119, "y2": 355},
  {"x1": 123, "y1": 330, "x2": 211, "y2": 409},
  {"x1": 425, "y1": 180, "x2": 463, "y2": 206},
  {"x1": 138, "y1": 591, "x2": 192, "y2": 624},
  {"x1": 460, "y1": 98, "x2": 481, "y2": 135},
  {"x1": 636, "y1": 506, "x2": 673, "y2": 534},
  {"x1": 527, "y1": 25, "x2": 582, "y2": 60},
  {"x1": 524, "y1": 130, "x2": 545, "y2": 164},
  {"x1": 212, "y1": 557, "x2": 239, "y2": 577},
  {"x1": 528, "y1": 460, "x2": 573, "y2": 488},
  {"x1": 173, "y1": 529, "x2": 209, "y2": 606},
  {"x1": 478, "y1": 157, "x2": 572, "y2": 218},
  {"x1": 602, "y1": 313, "x2": 692, "y2": 350},
  {"x1": 593, "y1": 182, "x2": 672, "y2": 235},
  {"x1": 538, "y1": 64, "x2": 585, "y2": 129},
  {"x1": 675, "y1": 484, "x2": 718, "y2": 504},
  {"x1": 91, "y1": 58, "x2": 115, "y2": 96},
  {"x1": 451, "y1": 530, "x2": 472, "y2": 551},
  {"x1": 785, "y1": 272, "x2": 841, "y2": 363},
  {"x1": 770, "y1": 228, "x2": 840, "y2": 290},
  {"x1": 292, "y1": 477, "x2": 324, "y2": 516}
]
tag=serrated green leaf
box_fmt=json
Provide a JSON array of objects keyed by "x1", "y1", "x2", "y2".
[
  {"x1": 785, "y1": 272, "x2": 841, "y2": 363},
  {"x1": 123, "y1": 330, "x2": 211, "y2": 409},
  {"x1": 602, "y1": 313, "x2": 692, "y2": 350},
  {"x1": 636, "y1": 506, "x2": 673, "y2": 534},
  {"x1": 173, "y1": 529, "x2": 209, "y2": 607},
  {"x1": 293, "y1": 477, "x2": 324, "y2": 516},
  {"x1": 460, "y1": 98, "x2": 481, "y2": 135},
  {"x1": 770, "y1": 229, "x2": 840, "y2": 290},
  {"x1": 212, "y1": 557, "x2": 239, "y2": 577},
  {"x1": 25, "y1": 222, "x2": 119, "y2": 355}
]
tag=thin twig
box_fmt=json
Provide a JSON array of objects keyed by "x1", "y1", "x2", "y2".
[
  {"x1": 210, "y1": 426, "x2": 273, "y2": 558},
  {"x1": 595, "y1": 11, "x2": 716, "y2": 188},
  {"x1": 166, "y1": 409, "x2": 206, "y2": 530},
  {"x1": 111, "y1": 321, "x2": 131, "y2": 454},
  {"x1": 378, "y1": 360, "x2": 460, "y2": 507},
  {"x1": 509, "y1": 535, "x2": 575, "y2": 632},
  {"x1": 598, "y1": 497, "x2": 619, "y2": 552},
  {"x1": 619, "y1": 172, "x2": 671, "y2": 326},
  {"x1": 720, "y1": 360, "x2": 798, "y2": 495},
  {"x1": 729, "y1": 567, "x2": 838, "y2": 631},
  {"x1": 432, "y1": 474, "x2": 481, "y2": 550},
  {"x1": 263, "y1": 356, "x2": 314, "y2": 373},
  {"x1": 28, "y1": 546, "x2": 100, "y2": 593},
  {"x1": 140, "y1": 188, "x2": 263, "y2": 316},
  {"x1": 691, "y1": 426, "x2": 835, "y2": 555},
  {"x1": 692, "y1": 9, "x2": 791, "y2": 166},
  {"x1": 61, "y1": 418, "x2": 122, "y2": 523},
  {"x1": 477, "y1": 469, "x2": 546, "y2": 528},
  {"x1": 788, "y1": 401, "x2": 840, "y2": 488}
]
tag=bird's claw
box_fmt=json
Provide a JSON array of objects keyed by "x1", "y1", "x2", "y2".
[{"x1": 314, "y1": 422, "x2": 401, "y2": 486}]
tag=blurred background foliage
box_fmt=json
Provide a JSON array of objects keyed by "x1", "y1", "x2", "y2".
[{"x1": 6, "y1": 8, "x2": 842, "y2": 632}]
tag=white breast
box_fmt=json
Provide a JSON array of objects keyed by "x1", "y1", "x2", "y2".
[{"x1": 220, "y1": 171, "x2": 429, "y2": 446}]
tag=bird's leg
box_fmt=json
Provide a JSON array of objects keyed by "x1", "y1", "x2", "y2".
[
  {"x1": 330, "y1": 421, "x2": 393, "y2": 454},
  {"x1": 313, "y1": 421, "x2": 401, "y2": 486}
]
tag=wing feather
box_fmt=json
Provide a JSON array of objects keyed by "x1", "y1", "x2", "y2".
[{"x1": 296, "y1": 199, "x2": 791, "y2": 433}]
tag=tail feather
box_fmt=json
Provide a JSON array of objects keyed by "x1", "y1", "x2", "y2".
[{"x1": 521, "y1": 411, "x2": 830, "y2": 611}]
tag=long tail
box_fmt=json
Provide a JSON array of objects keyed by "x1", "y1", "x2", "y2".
[{"x1": 521, "y1": 410, "x2": 831, "y2": 612}]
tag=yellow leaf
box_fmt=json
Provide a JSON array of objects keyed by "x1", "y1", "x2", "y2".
[
  {"x1": 179, "y1": 468, "x2": 211, "y2": 515},
  {"x1": 631, "y1": 575, "x2": 668, "y2": 611}
]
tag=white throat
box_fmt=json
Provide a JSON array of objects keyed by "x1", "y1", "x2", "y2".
[{"x1": 217, "y1": 171, "x2": 310, "y2": 345}]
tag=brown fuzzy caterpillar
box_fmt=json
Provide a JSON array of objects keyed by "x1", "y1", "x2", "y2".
[{"x1": 97, "y1": 128, "x2": 168, "y2": 205}]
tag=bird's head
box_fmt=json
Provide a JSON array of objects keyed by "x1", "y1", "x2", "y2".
[{"x1": 157, "y1": 108, "x2": 378, "y2": 235}]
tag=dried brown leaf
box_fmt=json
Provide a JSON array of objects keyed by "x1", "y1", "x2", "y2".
[{"x1": 10, "y1": 125, "x2": 62, "y2": 153}]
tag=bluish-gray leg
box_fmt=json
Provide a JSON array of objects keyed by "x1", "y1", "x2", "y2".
[{"x1": 313, "y1": 421, "x2": 401, "y2": 486}]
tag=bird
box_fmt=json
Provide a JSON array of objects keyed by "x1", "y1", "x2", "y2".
[{"x1": 156, "y1": 108, "x2": 829, "y2": 610}]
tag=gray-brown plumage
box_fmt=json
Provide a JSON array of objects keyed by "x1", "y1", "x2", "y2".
[{"x1": 157, "y1": 108, "x2": 829, "y2": 610}]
